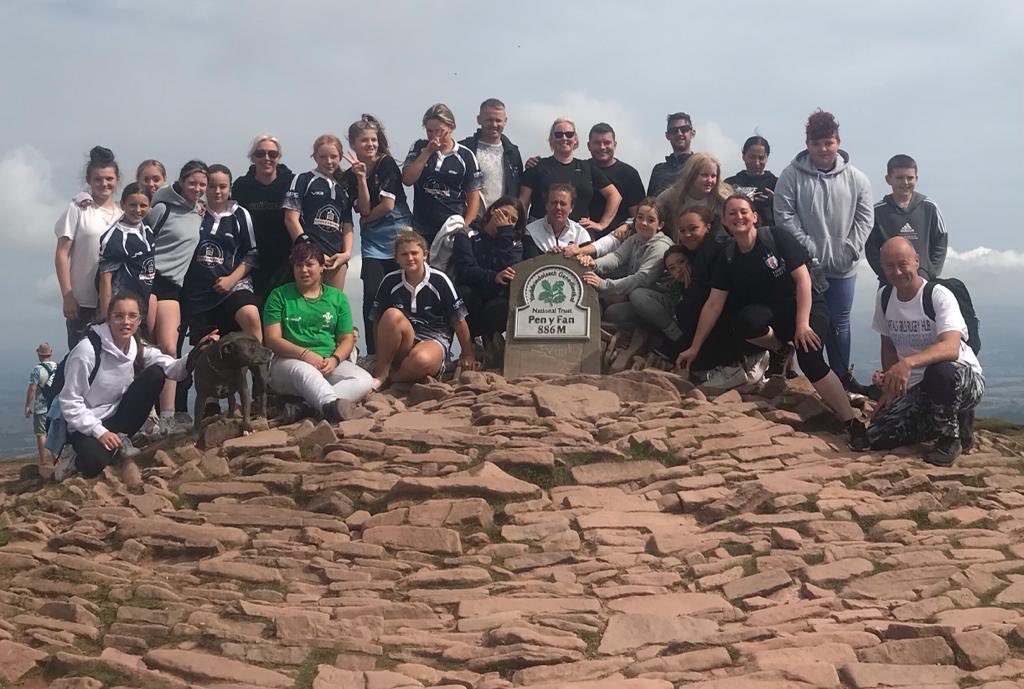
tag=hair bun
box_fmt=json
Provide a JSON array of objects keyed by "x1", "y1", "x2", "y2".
[
  {"x1": 361, "y1": 114, "x2": 378, "y2": 124},
  {"x1": 89, "y1": 146, "x2": 115, "y2": 164}
]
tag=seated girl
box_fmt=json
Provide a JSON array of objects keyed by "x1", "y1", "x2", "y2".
[
  {"x1": 452, "y1": 196, "x2": 525, "y2": 355},
  {"x1": 180, "y1": 164, "x2": 262, "y2": 344},
  {"x1": 263, "y1": 243, "x2": 374, "y2": 423},
  {"x1": 97, "y1": 183, "x2": 157, "y2": 336},
  {"x1": 580, "y1": 197, "x2": 678, "y2": 348},
  {"x1": 55, "y1": 292, "x2": 201, "y2": 480},
  {"x1": 676, "y1": 195, "x2": 868, "y2": 446},
  {"x1": 371, "y1": 231, "x2": 476, "y2": 386}
]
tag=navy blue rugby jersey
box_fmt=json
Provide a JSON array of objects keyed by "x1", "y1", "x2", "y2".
[
  {"x1": 97, "y1": 219, "x2": 156, "y2": 300},
  {"x1": 180, "y1": 203, "x2": 258, "y2": 314},
  {"x1": 404, "y1": 141, "x2": 482, "y2": 241},
  {"x1": 368, "y1": 264, "x2": 468, "y2": 348},
  {"x1": 283, "y1": 170, "x2": 354, "y2": 255}
]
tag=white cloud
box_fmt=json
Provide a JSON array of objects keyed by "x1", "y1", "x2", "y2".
[
  {"x1": 0, "y1": 146, "x2": 66, "y2": 252},
  {"x1": 947, "y1": 246, "x2": 1024, "y2": 267}
]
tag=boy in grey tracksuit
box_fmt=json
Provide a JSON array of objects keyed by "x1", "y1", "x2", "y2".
[{"x1": 865, "y1": 154, "x2": 948, "y2": 281}]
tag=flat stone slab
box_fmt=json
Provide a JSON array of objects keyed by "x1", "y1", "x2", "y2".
[
  {"x1": 599, "y1": 613, "x2": 716, "y2": 653},
  {"x1": 607, "y1": 592, "x2": 733, "y2": 617},
  {"x1": 838, "y1": 662, "x2": 959, "y2": 688},
  {"x1": 388, "y1": 462, "x2": 542, "y2": 500},
  {"x1": 571, "y1": 460, "x2": 665, "y2": 486},
  {"x1": 116, "y1": 517, "x2": 249, "y2": 547},
  {"x1": 458, "y1": 597, "x2": 601, "y2": 618},
  {"x1": 362, "y1": 525, "x2": 462, "y2": 555},
  {"x1": 144, "y1": 649, "x2": 292, "y2": 687},
  {"x1": 0, "y1": 640, "x2": 48, "y2": 682}
]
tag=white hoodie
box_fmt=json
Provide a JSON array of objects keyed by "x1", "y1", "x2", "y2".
[
  {"x1": 58, "y1": 323, "x2": 188, "y2": 439},
  {"x1": 773, "y1": 150, "x2": 873, "y2": 279}
]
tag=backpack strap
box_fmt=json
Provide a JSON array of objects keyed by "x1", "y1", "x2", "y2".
[
  {"x1": 881, "y1": 285, "x2": 893, "y2": 313},
  {"x1": 85, "y1": 330, "x2": 103, "y2": 386},
  {"x1": 757, "y1": 226, "x2": 777, "y2": 252},
  {"x1": 922, "y1": 281, "x2": 937, "y2": 321}
]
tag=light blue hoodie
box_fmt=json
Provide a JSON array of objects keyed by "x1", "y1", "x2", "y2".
[{"x1": 773, "y1": 150, "x2": 873, "y2": 278}]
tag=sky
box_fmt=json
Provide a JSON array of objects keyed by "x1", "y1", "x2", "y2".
[{"x1": 1, "y1": 0, "x2": 1022, "y2": 365}]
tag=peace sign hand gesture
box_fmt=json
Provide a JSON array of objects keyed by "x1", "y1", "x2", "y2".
[{"x1": 343, "y1": 151, "x2": 366, "y2": 179}]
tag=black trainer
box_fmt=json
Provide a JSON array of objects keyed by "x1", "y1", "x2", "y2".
[
  {"x1": 958, "y1": 409, "x2": 976, "y2": 452},
  {"x1": 847, "y1": 418, "x2": 870, "y2": 452},
  {"x1": 924, "y1": 437, "x2": 962, "y2": 467},
  {"x1": 321, "y1": 399, "x2": 356, "y2": 424}
]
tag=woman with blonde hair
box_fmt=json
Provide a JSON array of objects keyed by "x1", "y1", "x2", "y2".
[
  {"x1": 519, "y1": 117, "x2": 621, "y2": 232},
  {"x1": 233, "y1": 134, "x2": 294, "y2": 300},
  {"x1": 402, "y1": 104, "x2": 482, "y2": 245},
  {"x1": 656, "y1": 152, "x2": 732, "y2": 240}
]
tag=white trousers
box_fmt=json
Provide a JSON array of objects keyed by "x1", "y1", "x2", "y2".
[{"x1": 269, "y1": 357, "x2": 373, "y2": 409}]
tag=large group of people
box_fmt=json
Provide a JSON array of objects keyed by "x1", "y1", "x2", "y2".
[{"x1": 31, "y1": 99, "x2": 983, "y2": 481}]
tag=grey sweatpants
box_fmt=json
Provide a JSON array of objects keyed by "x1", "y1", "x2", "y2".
[
  {"x1": 604, "y1": 288, "x2": 682, "y2": 341},
  {"x1": 866, "y1": 360, "x2": 984, "y2": 449}
]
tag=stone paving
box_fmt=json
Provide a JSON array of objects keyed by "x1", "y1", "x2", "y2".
[{"x1": 2, "y1": 369, "x2": 1024, "y2": 689}]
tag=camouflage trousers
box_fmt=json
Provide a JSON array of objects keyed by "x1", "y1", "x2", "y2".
[{"x1": 866, "y1": 360, "x2": 985, "y2": 449}]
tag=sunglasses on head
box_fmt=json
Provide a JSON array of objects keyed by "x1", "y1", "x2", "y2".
[
  {"x1": 667, "y1": 125, "x2": 693, "y2": 135},
  {"x1": 253, "y1": 149, "x2": 280, "y2": 160},
  {"x1": 552, "y1": 131, "x2": 576, "y2": 139}
]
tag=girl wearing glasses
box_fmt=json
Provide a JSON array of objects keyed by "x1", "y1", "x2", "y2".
[
  {"x1": 54, "y1": 292, "x2": 214, "y2": 481},
  {"x1": 518, "y1": 118, "x2": 621, "y2": 232},
  {"x1": 233, "y1": 135, "x2": 295, "y2": 300}
]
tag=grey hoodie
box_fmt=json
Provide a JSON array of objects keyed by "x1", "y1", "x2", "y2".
[
  {"x1": 773, "y1": 150, "x2": 873, "y2": 278},
  {"x1": 594, "y1": 231, "x2": 674, "y2": 296},
  {"x1": 146, "y1": 183, "x2": 202, "y2": 287}
]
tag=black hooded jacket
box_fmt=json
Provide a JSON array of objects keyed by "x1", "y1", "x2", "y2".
[{"x1": 458, "y1": 131, "x2": 524, "y2": 198}]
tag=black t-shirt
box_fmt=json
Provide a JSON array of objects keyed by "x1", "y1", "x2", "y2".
[
  {"x1": 710, "y1": 227, "x2": 812, "y2": 306},
  {"x1": 97, "y1": 220, "x2": 156, "y2": 301},
  {"x1": 181, "y1": 205, "x2": 258, "y2": 315},
  {"x1": 724, "y1": 170, "x2": 778, "y2": 227},
  {"x1": 521, "y1": 157, "x2": 612, "y2": 222},
  {"x1": 590, "y1": 159, "x2": 645, "y2": 233},
  {"x1": 404, "y1": 141, "x2": 482, "y2": 242},
  {"x1": 232, "y1": 164, "x2": 294, "y2": 298}
]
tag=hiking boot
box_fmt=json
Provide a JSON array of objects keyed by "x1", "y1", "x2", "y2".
[
  {"x1": 958, "y1": 409, "x2": 976, "y2": 452},
  {"x1": 116, "y1": 433, "x2": 140, "y2": 460},
  {"x1": 767, "y1": 345, "x2": 793, "y2": 378},
  {"x1": 321, "y1": 398, "x2": 356, "y2": 424},
  {"x1": 924, "y1": 437, "x2": 962, "y2": 467},
  {"x1": 847, "y1": 418, "x2": 870, "y2": 452},
  {"x1": 53, "y1": 447, "x2": 78, "y2": 482}
]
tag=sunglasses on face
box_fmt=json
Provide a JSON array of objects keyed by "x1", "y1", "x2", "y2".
[
  {"x1": 667, "y1": 125, "x2": 693, "y2": 135},
  {"x1": 253, "y1": 149, "x2": 280, "y2": 160},
  {"x1": 552, "y1": 131, "x2": 576, "y2": 139}
]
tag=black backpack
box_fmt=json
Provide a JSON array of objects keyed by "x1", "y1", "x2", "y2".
[
  {"x1": 881, "y1": 278, "x2": 981, "y2": 354},
  {"x1": 724, "y1": 226, "x2": 830, "y2": 295},
  {"x1": 42, "y1": 330, "x2": 146, "y2": 408}
]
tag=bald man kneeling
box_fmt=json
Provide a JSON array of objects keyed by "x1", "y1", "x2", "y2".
[{"x1": 850, "y1": 237, "x2": 984, "y2": 466}]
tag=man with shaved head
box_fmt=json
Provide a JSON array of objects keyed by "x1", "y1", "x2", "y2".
[{"x1": 849, "y1": 237, "x2": 983, "y2": 465}]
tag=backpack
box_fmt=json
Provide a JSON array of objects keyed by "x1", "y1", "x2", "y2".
[
  {"x1": 881, "y1": 278, "x2": 981, "y2": 354},
  {"x1": 42, "y1": 330, "x2": 146, "y2": 408},
  {"x1": 724, "y1": 226, "x2": 829, "y2": 295}
]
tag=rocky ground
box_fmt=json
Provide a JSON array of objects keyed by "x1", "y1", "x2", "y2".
[{"x1": 2, "y1": 370, "x2": 1024, "y2": 689}]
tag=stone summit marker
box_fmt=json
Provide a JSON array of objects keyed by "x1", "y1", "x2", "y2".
[{"x1": 503, "y1": 254, "x2": 601, "y2": 378}]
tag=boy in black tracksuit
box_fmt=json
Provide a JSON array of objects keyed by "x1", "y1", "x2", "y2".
[{"x1": 865, "y1": 154, "x2": 948, "y2": 281}]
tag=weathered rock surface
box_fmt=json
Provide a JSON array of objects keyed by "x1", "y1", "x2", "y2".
[{"x1": 1, "y1": 368, "x2": 1022, "y2": 689}]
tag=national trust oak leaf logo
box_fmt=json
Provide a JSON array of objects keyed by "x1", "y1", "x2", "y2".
[{"x1": 538, "y1": 279, "x2": 566, "y2": 305}]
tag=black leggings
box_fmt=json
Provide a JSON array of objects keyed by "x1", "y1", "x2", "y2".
[
  {"x1": 362, "y1": 257, "x2": 400, "y2": 355},
  {"x1": 732, "y1": 300, "x2": 833, "y2": 383},
  {"x1": 457, "y1": 285, "x2": 509, "y2": 340},
  {"x1": 69, "y1": 365, "x2": 166, "y2": 478}
]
